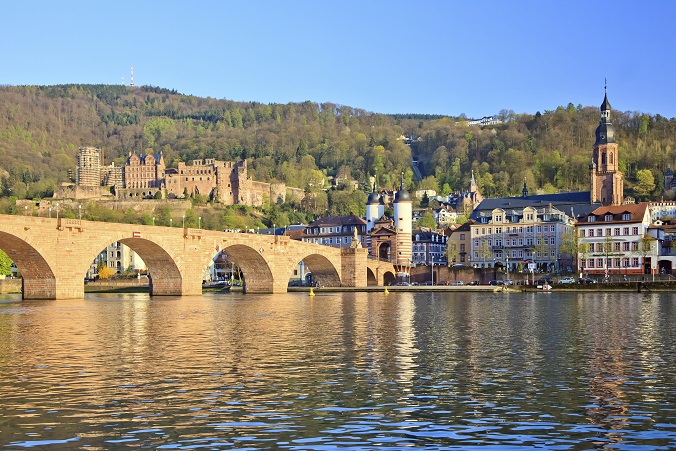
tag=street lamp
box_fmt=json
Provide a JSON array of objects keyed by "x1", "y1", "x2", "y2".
[
  {"x1": 78, "y1": 204, "x2": 81, "y2": 220},
  {"x1": 182, "y1": 215, "x2": 185, "y2": 228},
  {"x1": 55, "y1": 202, "x2": 59, "y2": 219},
  {"x1": 152, "y1": 216, "x2": 155, "y2": 226},
  {"x1": 170, "y1": 218, "x2": 173, "y2": 227},
  {"x1": 48, "y1": 207, "x2": 52, "y2": 219},
  {"x1": 24, "y1": 205, "x2": 27, "y2": 216},
  {"x1": 431, "y1": 255, "x2": 435, "y2": 286},
  {"x1": 199, "y1": 216, "x2": 202, "y2": 229},
  {"x1": 506, "y1": 254, "x2": 510, "y2": 281}
]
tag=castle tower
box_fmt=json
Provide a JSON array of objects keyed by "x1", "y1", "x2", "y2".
[
  {"x1": 590, "y1": 83, "x2": 624, "y2": 205},
  {"x1": 75, "y1": 146, "x2": 102, "y2": 187},
  {"x1": 365, "y1": 181, "x2": 384, "y2": 233},
  {"x1": 393, "y1": 174, "x2": 412, "y2": 265}
]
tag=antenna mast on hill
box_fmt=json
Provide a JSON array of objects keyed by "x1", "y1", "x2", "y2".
[
  {"x1": 122, "y1": 75, "x2": 124, "y2": 85},
  {"x1": 130, "y1": 65, "x2": 134, "y2": 87}
]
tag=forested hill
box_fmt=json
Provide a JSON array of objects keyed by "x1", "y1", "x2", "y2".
[{"x1": 1, "y1": 84, "x2": 675, "y2": 202}]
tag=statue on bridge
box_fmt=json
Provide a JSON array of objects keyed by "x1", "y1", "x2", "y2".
[{"x1": 350, "y1": 227, "x2": 362, "y2": 249}]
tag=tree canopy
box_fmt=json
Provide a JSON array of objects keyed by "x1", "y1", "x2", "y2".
[{"x1": 1, "y1": 83, "x2": 674, "y2": 209}]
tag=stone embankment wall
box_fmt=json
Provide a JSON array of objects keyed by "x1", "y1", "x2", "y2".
[{"x1": 0, "y1": 279, "x2": 21, "y2": 294}]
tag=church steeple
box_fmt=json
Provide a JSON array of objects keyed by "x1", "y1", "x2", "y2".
[
  {"x1": 522, "y1": 178, "x2": 528, "y2": 198},
  {"x1": 590, "y1": 80, "x2": 623, "y2": 206}
]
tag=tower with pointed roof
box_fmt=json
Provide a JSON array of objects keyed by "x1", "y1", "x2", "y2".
[
  {"x1": 393, "y1": 173, "x2": 413, "y2": 265},
  {"x1": 590, "y1": 82, "x2": 624, "y2": 205},
  {"x1": 365, "y1": 180, "x2": 384, "y2": 233}
]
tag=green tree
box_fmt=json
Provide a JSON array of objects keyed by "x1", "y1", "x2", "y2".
[
  {"x1": 0, "y1": 249, "x2": 12, "y2": 276},
  {"x1": 634, "y1": 169, "x2": 656, "y2": 199},
  {"x1": 477, "y1": 240, "x2": 492, "y2": 267},
  {"x1": 446, "y1": 241, "x2": 459, "y2": 266},
  {"x1": 417, "y1": 211, "x2": 437, "y2": 229}
]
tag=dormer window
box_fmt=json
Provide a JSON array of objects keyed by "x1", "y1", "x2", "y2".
[
  {"x1": 622, "y1": 213, "x2": 631, "y2": 220},
  {"x1": 605, "y1": 214, "x2": 613, "y2": 222},
  {"x1": 588, "y1": 215, "x2": 596, "y2": 222}
]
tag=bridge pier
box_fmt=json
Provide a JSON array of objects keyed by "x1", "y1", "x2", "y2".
[
  {"x1": 341, "y1": 247, "x2": 368, "y2": 287},
  {"x1": 23, "y1": 274, "x2": 84, "y2": 300}
]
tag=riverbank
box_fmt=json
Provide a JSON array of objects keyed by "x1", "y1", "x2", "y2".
[{"x1": 2, "y1": 278, "x2": 672, "y2": 295}]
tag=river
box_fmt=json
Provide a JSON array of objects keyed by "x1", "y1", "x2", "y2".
[{"x1": 0, "y1": 291, "x2": 673, "y2": 450}]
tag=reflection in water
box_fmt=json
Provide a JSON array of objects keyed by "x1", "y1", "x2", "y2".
[{"x1": 0, "y1": 291, "x2": 673, "y2": 449}]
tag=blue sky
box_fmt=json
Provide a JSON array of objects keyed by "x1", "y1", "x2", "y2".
[{"x1": 3, "y1": 1, "x2": 675, "y2": 118}]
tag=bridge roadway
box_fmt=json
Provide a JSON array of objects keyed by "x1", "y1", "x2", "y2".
[{"x1": 0, "y1": 214, "x2": 396, "y2": 300}]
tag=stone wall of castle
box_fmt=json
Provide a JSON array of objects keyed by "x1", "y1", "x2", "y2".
[{"x1": 71, "y1": 152, "x2": 302, "y2": 208}]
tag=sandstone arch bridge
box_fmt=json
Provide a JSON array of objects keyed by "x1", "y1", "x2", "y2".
[{"x1": 0, "y1": 215, "x2": 396, "y2": 300}]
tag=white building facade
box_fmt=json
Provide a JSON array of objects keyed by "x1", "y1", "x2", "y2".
[{"x1": 576, "y1": 203, "x2": 656, "y2": 277}]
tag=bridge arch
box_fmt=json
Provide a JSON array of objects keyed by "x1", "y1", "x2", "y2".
[
  {"x1": 292, "y1": 252, "x2": 342, "y2": 287},
  {"x1": 367, "y1": 267, "x2": 377, "y2": 285},
  {"x1": 0, "y1": 231, "x2": 57, "y2": 299},
  {"x1": 220, "y1": 244, "x2": 275, "y2": 293}
]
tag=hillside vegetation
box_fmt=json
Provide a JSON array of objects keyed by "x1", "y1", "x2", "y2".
[{"x1": 1, "y1": 84, "x2": 675, "y2": 206}]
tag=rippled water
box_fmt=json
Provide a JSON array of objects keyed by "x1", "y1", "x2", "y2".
[{"x1": 0, "y1": 291, "x2": 674, "y2": 450}]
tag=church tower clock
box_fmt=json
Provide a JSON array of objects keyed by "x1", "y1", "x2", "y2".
[{"x1": 590, "y1": 84, "x2": 624, "y2": 205}]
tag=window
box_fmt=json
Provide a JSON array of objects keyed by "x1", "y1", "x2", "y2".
[
  {"x1": 589, "y1": 259, "x2": 595, "y2": 268},
  {"x1": 537, "y1": 226, "x2": 542, "y2": 233},
  {"x1": 460, "y1": 234, "x2": 465, "y2": 240},
  {"x1": 623, "y1": 242, "x2": 630, "y2": 251},
  {"x1": 614, "y1": 242, "x2": 620, "y2": 251},
  {"x1": 623, "y1": 227, "x2": 629, "y2": 235},
  {"x1": 496, "y1": 227, "x2": 502, "y2": 234},
  {"x1": 460, "y1": 244, "x2": 465, "y2": 252},
  {"x1": 622, "y1": 213, "x2": 631, "y2": 220},
  {"x1": 589, "y1": 215, "x2": 596, "y2": 222},
  {"x1": 597, "y1": 229, "x2": 603, "y2": 236},
  {"x1": 474, "y1": 240, "x2": 479, "y2": 247},
  {"x1": 605, "y1": 214, "x2": 613, "y2": 221},
  {"x1": 632, "y1": 257, "x2": 639, "y2": 266},
  {"x1": 632, "y1": 227, "x2": 639, "y2": 235},
  {"x1": 526, "y1": 226, "x2": 533, "y2": 233},
  {"x1": 589, "y1": 230, "x2": 595, "y2": 237},
  {"x1": 614, "y1": 228, "x2": 620, "y2": 236},
  {"x1": 580, "y1": 229, "x2": 586, "y2": 237},
  {"x1": 632, "y1": 242, "x2": 638, "y2": 251},
  {"x1": 597, "y1": 258, "x2": 604, "y2": 267}
]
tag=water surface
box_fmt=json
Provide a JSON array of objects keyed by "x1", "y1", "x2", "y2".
[{"x1": 0, "y1": 291, "x2": 673, "y2": 449}]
